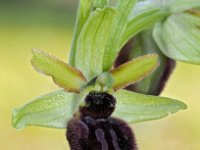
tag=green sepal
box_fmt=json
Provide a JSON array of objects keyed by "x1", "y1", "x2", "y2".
[
  {"x1": 12, "y1": 90, "x2": 75, "y2": 129},
  {"x1": 113, "y1": 89, "x2": 187, "y2": 123}
]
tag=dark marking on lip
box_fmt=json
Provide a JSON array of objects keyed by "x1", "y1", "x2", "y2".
[{"x1": 85, "y1": 116, "x2": 96, "y2": 125}]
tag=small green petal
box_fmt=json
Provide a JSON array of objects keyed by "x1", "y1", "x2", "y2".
[
  {"x1": 12, "y1": 90, "x2": 76, "y2": 129},
  {"x1": 31, "y1": 49, "x2": 86, "y2": 92},
  {"x1": 111, "y1": 54, "x2": 159, "y2": 91},
  {"x1": 113, "y1": 89, "x2": 187, "y2": 123}
]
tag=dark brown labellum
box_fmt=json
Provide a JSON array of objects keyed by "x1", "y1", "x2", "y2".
[
  {"x1": 66, "y1": 91, "x2": 137, "y2": 150},
  {"x1": 67, "y1": 116, "x2": 137, "y2": 150}
]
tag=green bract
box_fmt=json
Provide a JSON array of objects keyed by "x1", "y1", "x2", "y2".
[
  {"x1": 69, "y1": 0, "x2": 92, "y2": 67},
  {"x1": 120, "y1": 8, "x2": 168, "y2": 50},
  {"x1": 153, "y1": 12, "x2": 200, "y2": 64},
  {"x1": 131, "y1": 0, "x2": 200, "y2": 65},
  {"x1": 103, "y1": 0, "x2": 137, "y2": 71},
  {"x1": 75, "y1": 8, "x2": 116, "y2": 80},
  {"x1": 12, "y1": 0, "x2": 188, "y2": 130}
]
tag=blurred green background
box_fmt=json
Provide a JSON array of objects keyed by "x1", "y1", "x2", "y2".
[{"x1": 0, "y1": 0, "x2": 200, "y2": 150}]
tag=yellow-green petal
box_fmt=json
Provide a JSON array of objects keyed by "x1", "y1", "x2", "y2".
[
  {"x1": 111, "y1": 54, "x2": 159, "y2": 91},
  {"x1": 31, "y1": 49, "x2": 86, "y2": 93}
]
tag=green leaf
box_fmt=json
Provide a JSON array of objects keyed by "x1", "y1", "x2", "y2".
[
  {"x1": 153, "y1": 12, "x2": 200, "y2": 64},
  {"x1": 12, "y1": 90, "x2": 75, "y2": 129},
  {"x1": 119, "y1": 8, "x2": 168, "y2": 50},
  {"x1": 168, "y1": 0, "x2": 200, "y2": 13},
  {"x1": 75, "y1": 8, "x2": 116, "y2": 80},
  {"x1": 103, "y1": 0, "x2": 137, "y2": 71},
  {"x1": 113, "y1": 89, "x2": 187, "y2": 123},
  {"x1": 69, "y1": 0, "x2": 92, "y2": 66},
  {"x1": 31, "y1": 49, "x2": 86, "y2": 92},
  {"x1": 110, "y1": 54, "x2": 159, "y2": 91}
]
